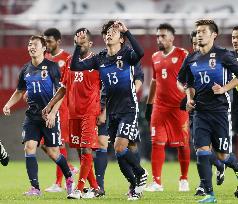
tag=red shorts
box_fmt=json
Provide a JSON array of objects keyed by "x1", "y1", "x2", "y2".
[
  {"x1": 69, "y1": 116, "x2": 98, "y2": 149},
  {"x1": 150, "y1": 107, "x2": 189, "y2": 147},
  {"x1": 59, "y1": 110, "x2": 69, "y2": 143}
]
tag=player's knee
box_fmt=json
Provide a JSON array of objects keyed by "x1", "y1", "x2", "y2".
[
  {"x1": 216, "y1": 152, "x2": 229, "y2": 161},
  {"x1": 47, "y1": 147, "x2": 60, "y2": 160},
  {"x1": 81, "y1": 147, "x2": 92, "y2": 154},
  {"x1": 98, "y1": 137, "x2": 108, "y2": 149},
  {"x1": 128, "y1": 142, "x2": 138, "y2": 153},
  {"x1": 24, "y1": 142, "x2": 37, "y2": 154},
  {"x1": 114, "y1": 144, "x2": 126, "y2": 153}
]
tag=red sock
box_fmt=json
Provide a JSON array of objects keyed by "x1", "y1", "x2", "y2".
[
  {"x1": 56, "y1": 148, "x2": 68, "y2": 185},
  {"x1": 177, "y1": 145, "x2": 190, "y2": 180},
  {"x1": 151, "y1": 143, "x2": 165, "y2": 185},
  {"x1": 77, "y1": 153, "x2": 93, "y2": 191},
  {"x1": 87, "y1": 165, "x2": 99, "y2": 189}
]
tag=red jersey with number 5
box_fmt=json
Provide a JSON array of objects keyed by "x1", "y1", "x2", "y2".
[
  {"x1": 61, "y1": 53, "x2": 101, "y2": 119},
  {"x1": 152, "y1": 46, "x2": 188, "y2": 108}
]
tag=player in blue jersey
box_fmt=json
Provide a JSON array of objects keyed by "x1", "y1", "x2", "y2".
[
  {"x1": 0, "y1": 140, "x2": 9, "y2": 166},
  {"x1": 2, "y1": 35, "x2": 73, "y2": 197},
  {"x1": 178, "y1": 30, "x2": 226, "y2": 196},
  {"x1": 70, "y1": 20, "x2": 147, "y2": 200},
  {"x1": 181, "y1": 19, "x2": 238, "y2": 203}
]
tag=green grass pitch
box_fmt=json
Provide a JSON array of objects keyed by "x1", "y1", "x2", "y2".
[{"x1": 0, "y1": 161, "x2": 237, "y2": 203}]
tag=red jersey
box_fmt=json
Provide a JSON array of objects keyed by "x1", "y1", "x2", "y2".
[
  {"x1": 62, "y1": 53, "x2": 100, "y2": 119},
  {"x1": 152, "y1": 46, "x2": 188, "y2": 108}
]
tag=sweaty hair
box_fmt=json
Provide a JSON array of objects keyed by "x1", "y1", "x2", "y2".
[
  {"x1": 195, "y1": 19, "x2": 219, "y2": 34},
  {"x1": 157, "y1": 23, "x2": 175, "y2": 35},
  {"x1": 44, "y1": 28, "x2": 61, "y2": 41},
  {"x1": 233, "y1": 26, "x2": 238, "y2": 31},
  {"x1": 190, "y1": 30, "x2": 197, "y2": 43},
  {"x1": 75, "y1": 28, "x2": 92, "y2": 40},
  {"x1": 29, "y1": 35, "x2": 47, "y2": 47}
]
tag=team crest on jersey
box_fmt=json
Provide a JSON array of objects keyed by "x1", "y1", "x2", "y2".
[
  {"x1": 116, "y1": 60, "x2": 124, "y2": 69},
  {"x1": 209, "y1": 58, "x2": 216, "y2": 69},
  {"x1": 210, "y1": 53, "x2": 216, "y2": 58},
  {"x1": 171, "y1": 57, "x2": 178, "y2": 64},
  {"x1": 42, "y1": 66, "x2": 47, "y2": 70},
  {"x1": 58, "y1": 60, "x2": 65, "y2": 68},
  {"x1": 41, "y1": 70, "x2": 48, "y2": 79}
]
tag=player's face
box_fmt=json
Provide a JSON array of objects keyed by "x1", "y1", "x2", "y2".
[
  {"x1": 74, "y1": 35, "x2": 92, "y2": 56},
  {"x1": 192, "y1": 36, "x2": 199, "y2": 52},
  {"x1": 196, "y1": 25, "x2": 216, "y2": 47},
  {"x1": 44, "y1": 36, "x2": 60, "y2": 54},
  {"x1": 232, "y1": 30, "x2": 238, "y2": 52},
  {"x1": 105, "y1": 27, "x2": 124, "y2": 46},
  {"x1": 156, "y1": 29, "x2": 174, "y2": 51},
  {"x1": 28, "y1": 39, "x2": 46, "y2": 58}
]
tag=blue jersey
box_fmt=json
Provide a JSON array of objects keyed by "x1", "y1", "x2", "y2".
[
  {"x1": 17, "y1": 58, "x2": 61, "y2": 120},
  {"x1": 182, "y1": 46, "x2": 238, "y2": 112},
  {"x1": 70, "y1": 30, "x2": 144, "y2": 115}
]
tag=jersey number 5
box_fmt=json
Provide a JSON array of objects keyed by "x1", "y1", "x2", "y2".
[{"x1": 162, "y1": 68, "x2": 167, "y2": 79}]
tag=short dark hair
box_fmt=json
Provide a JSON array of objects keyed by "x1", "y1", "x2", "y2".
[
  {"x1": 190, "y1": 30, "x2": 197, "y2": 43},
  {"x1": 195, "y1": 19, "x2": 219, "y2": 34},
  {"x1": 44, "y1": 28, "x2": 61, "y2": 41},
  {"x1": 157, "y1": 23, "x2": 175, "y2": 35},
  {"x1": 29, "y1": 35, "x2": 47, "y2": 47},
  {"x1": 75, "y1": 28, "x2": 92, "y2": 40},
  {"x1": 233, "y1": 26, "x2": 238, "y2": 31}
]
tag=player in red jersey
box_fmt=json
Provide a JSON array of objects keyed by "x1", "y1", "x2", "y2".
[
  {"x1": 145, "y1": 23, "x2": 190, "y2": 192},
  {"x1": 43, "y1": 28, "x2": 78, "y2": 192},
  {"x1": 42, "y1": 28, "x2": 103, "y2": 199}
]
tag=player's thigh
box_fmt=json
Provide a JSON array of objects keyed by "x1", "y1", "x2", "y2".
[
  {"x1": 98, "y1": 122, "x2": 109, "y2": 148},
  {"x1": 80, "y1": 115, "x2": 98, "y2": 149},
  {"x1": 68, "y1": 119, "x2": 82, "y2": 148},
  {"x1": 41, "y1": 121, "x2": 62, "y2": 147},
  {"x1": 193, "y1": 112, "x2": 212, "y2": 149},
  {"x1": 59, "y1": 110, "x2": 69, "y2": 143},
  {"x1": 117, "y1": 112, "x2": 140, "y2": 143},
  {"x1": 212, "y1": 112, "x2": 231, "y2": 154},
  {"x1": 108, "y1": 114, "x2": 119, "y2": 144},
  {"x1": 22, "y1": 117, "x2": 41, "y2": 145}
]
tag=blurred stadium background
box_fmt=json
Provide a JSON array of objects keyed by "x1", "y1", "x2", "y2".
[{"x1": 0, "y1": 0, "x2": 238, "y2": 160}]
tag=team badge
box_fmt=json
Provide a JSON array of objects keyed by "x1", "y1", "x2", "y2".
[
  {"x1": 209, "y1": 58, "x2": 216, "y2": 69},
  {"x1": 42, "y1": 66, "x2": 47, "y2": 70},
  {"x1": 171, "y1": 57, "x2": 178, "y2": 64},
  {"x1": 58, "y1": 60, "x2": 65, "y2": 68},
  {"x1": 116, "y1": 60, "x2": 124, "y2": 69},
  {"x1": 210, "y1": 53, "x2": 216, "y2": 57},
  {"x1": 41, "y1": 70, "x2": 48, "y2": 79},
  {"x1": 117, "y1": 56, "x2": 122, "y2": 60}
]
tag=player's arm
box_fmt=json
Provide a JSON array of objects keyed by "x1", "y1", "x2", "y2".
[
  {"x1": 177, "y1": 55, "x2": 190, "y2": 93},
  {"x1": 3, "y1": 89, "x2": 24, "y2": 116},
  {"x1": 134, "y1": 62, "x2": 144, "y2": 93},
  {"x1": 145, "y1": 79, "x2": 156, "y2": 123}
]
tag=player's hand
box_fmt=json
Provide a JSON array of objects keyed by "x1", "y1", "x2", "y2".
[
  {"x1": 42, "y1": 105, "x2": 51, "y2": 121},
  {"x1": 45, "y1": 112, "x2": 56, "y2": 128},
  {"x1": 3, "y1": 105, "x2": 11, "y2": 116},
  {"x1": 114, "y1": 20, "x2": 128, "y2": 33},
  {"x1": 145, "y1": 104, "x2": 153, "y2": 123},
  {"x1": 186, "y1": 99, "x2": 195, "y2": 112},
  {"x1": 97, "y1": 110, "x2": 106, "y2": 125},
  {"x1": 212, "y1": 82, "x2": 226, "y2": 94},
  {"x1": 74, "y1": 30, "x2": 88, "y2": 46}
]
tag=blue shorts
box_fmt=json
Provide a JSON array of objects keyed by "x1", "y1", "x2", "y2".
[
  {"x1": 22, "y1": 116, "x2": 62, "y2": 147},
  {"x1": 193, "y1": 111, "x2": 232, "y2": 153},
  {"x1": 108, "y1": 112, "x2": 140, "y2": 143}
]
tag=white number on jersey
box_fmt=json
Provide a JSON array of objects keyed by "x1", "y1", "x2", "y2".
[
  {"x1": 74, "y1": 72, "x2": 84, "y2": 82},
  {"x1": 162, "y1": 68, "x2": 167, "y2": 79},
  {"x1": 107, "y1": 72, "x2": 118, "y2": 85},
  {"x1": 32, "y1": 81, "x2": 41, "y2": 93},
  {"x1": 199, "y1": 71, "x2": 210, "y2": 84},
  {"x1": 218, "y1": 137, "x2": 229, "y2": 151}
]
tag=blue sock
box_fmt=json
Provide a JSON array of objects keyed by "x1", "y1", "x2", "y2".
[
  {"x1": 210, "y1": 151, "x2": 223, "y2": 170},
  {"x1": 221, "y1": 153, "x2": 238, "y2": 176},
  {"x1": 25, "y1": 154, "x2": 39, "y2": 190},
  {"x1": 55, "y1": 154, "x2": 72, "y2": 179},
  {"x1": 196, "y1": 151, "x2": 213, "y2": 195},
  {"x1": 116, "y1": 148, "x2": 137, "y2": 189},
  {"x1": 94, "y1": 148, "x2": 108, "y2": 191}
]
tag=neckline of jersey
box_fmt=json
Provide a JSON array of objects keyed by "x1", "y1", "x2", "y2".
[{"x1": 162, "y1": 46, "x2": 175, "y2": 57}]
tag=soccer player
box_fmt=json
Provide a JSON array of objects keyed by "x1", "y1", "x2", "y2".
[
  {"x1": 70, "y1": 20, "x2": 147, "y2": 200},
  {"x1": 145, "y1": 23, "x2": 190, "y2": 192},
  {"x1": 2, "y1": 35, "x2": 73, "y2": 196},
  {"x1": 43, "y1": 28, "x2": 103, "y2": 199},
  {"x1": 0, "y1": 140, "x2": 9, "y2": 166},
  {"x1": 231, "y1": 26, "x2": 238, "y2": 159},
  {"x1": 178, "y1": 30, "x2": 226, "y2": 196},
  {"x1": 182, "y1": 19, "x2": 238, "y2": 202},
  {"x1": 42, "y1": 28, "x2": 78, "y2": 193}
]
